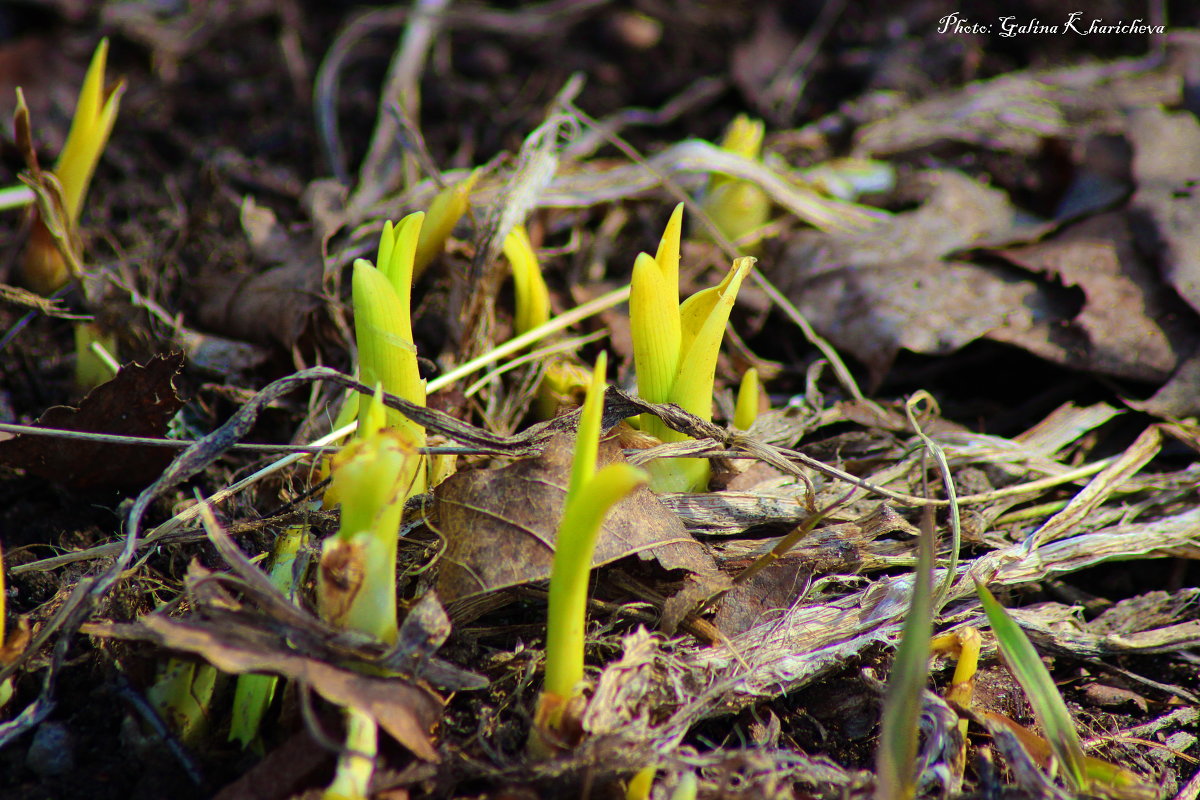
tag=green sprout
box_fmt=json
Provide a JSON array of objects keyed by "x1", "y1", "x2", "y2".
[
  {"x1": 733, "y1": 366, "x2": 761, "y2": 430},
  {"x1": 73, "y1": 321, "x2": 119, "y2": 390},
  {"x1": 17, "y1": 39, "x2": 124, "y2": 295},
  {"x1": 700, "y1": 114, "x2": 771, "y2": 252},
  {"x1": 630, "y1": 204, "x2": 753, "y2": 492},
  {"x1": 318, "y1": 390, "x2": 418, "y2": 643},
  {"x1": 501, "y1": 220, "x2": 595, "y2": 418},
  {"x1": 504, "y1": 223, "x2": 551, "y2": 337},
  {"x1": 532, "y1": 352, "x2": 648, "y2": 750},
  {"x1": 625, "y1": 765, "x2": 657, "y2": 800},
  {"x1": 412, "y1": 169, "x2": 480, "y2": 279},
  {"x1": 146, "y1": 657, "x2": 220, "y2": 746},
  {"x1": 874, "y1": 510, "x2": 936, "y2": 800},
  {"x1": 0, "y1": 541, "x2": 15, "y2": 711},
  {"x1": 348, "y1": 213, "x2": 428, "y2": 489},
  {"x1": 11, "y1": 40, "x2": 125, "y2": 390},
  {"x1": 977, "y1": 580, "x2": 1087, "y2": 789},
  {"x1": 314, "y1": 241, "x2": 431, "y2": 793},
  {"x1": 318, "y1": 389, "x2": 419, "y2": 800},
  {"x1": 228, "y1": 524, "x2": 304, "y2": 749},
  {"x1": 975, "y1": 581, "x2": 1152, "y2": 798}
]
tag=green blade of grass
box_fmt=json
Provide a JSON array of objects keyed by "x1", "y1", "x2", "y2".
[
  {"x1": 975, "y1": 580, "x2": 1088, "y2": 791},
  {"x1": 874, "y1": 507, "x2": 936, "y2": 800}
]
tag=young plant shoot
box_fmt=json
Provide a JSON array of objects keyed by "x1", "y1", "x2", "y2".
[
  {"x1": 874, "y1": 509, "x2": 936, "y2": 800},
  {"x1": 975, "y1": 581, "x2": 1152, "y2": 797},
  {"x1": 18, "y1": 39, "x2": 124, "y2": 295},
  {"x1": 532, "y1": 352, "x2": 648, "y2": 750},
  {"x1": 349, "y1": 213, "x2": 428, "y2": 492},
  {"x1": 319, "y1": 389, "x2": 419, "y2": 800},
  {"x1": 733, "y1": 367, "x2": 761, "y2": 430},
  {"x1": 630, "y1": 204, "x2": 754, "y2": 492},
  {"x1": 502, "y1": 221, "x2": 592, "y2": 417},
  {"x1": 318, "y1": 389, "x2": 418, "y2": 643},
  {"x1": 228, "y1": 524, "x2": 305, "y2": 749},
  {"x1": 700, "y1": 114, "x2": 771, "y2": 252},
  {"x1": 412, "y1": 169, "x2": 480, "y2": 279},
  {"x1": 504, "y1": 223, "x2": 551, "y2": 337}
]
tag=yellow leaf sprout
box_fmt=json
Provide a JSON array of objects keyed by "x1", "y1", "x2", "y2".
[
  {"x1": 318, "y1": 388, "x2": 418, "y2": 644},
  {"x1": 701, "y1": 114, "x2": 771, "y2": 252},
  {"x1": 351, "y1": 213, "x2": 429, "y2": 492},
  {"x1": 19, "y1": 39, "x2": 124, "y2": 294},
  {"x1": 734, "y1": 367, "x2": 760, "y2": 430},
  {"x1": 503, "y1": 223, "x2": 551, "y2": 336},
  {"x1": 413, "y1": 169, "x2": 480, "y2": 278},
  {"x1": 630, "y1": 206, "x2": 753, "y2": 492}
]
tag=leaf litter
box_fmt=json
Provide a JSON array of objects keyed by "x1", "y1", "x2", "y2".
[{"x1": 2, "y1": 6, "x2": 1200, "y2": 800}]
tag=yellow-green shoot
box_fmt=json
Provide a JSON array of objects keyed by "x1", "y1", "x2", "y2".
[
  {"x1": 700, "y1": 114, "x2": 771, "y2": 252},
  {"x1": 73, "y1": 320, "x2": 119, "y2": 390},
  {"x1": 631, "y1": 204, "x2": 753, "y2": 492},
  {"x1": 146, "y1": 657, "x2": 219, "y2": 746},
  {"x1": 532, "y1": 352, "x2": 648, "y2": 749},
  {"x1": 501, "y1": 220, "x2": 595, "y2": 418},
  {"x1": 504, "y1": 223, "x2": 551, "y2": 337},
  {"x1": 412, "y1": 169, "x2": 480, "y2": 279},
  {"x1": 19, "y1": 39, "x2": 124, "y2": 295},
  {"x1": 318, "y1": 390, "x2": 418, "y2": 643},
  {"x1": 976, "y1": 580, "x2": 1087, "y2": 789},
  {"x1": 228, "y1": 524, "x2": 304, "y2": 749},
  {"x1": 350, "y1": 213, "x2": 428, "y2": 492},
  {"x1": 0, "y1": 541, "x2": 13, "y2": 711},
  {"x1": 733, "y1": 367, "x2": 761, "y2": 430},
  {"x1": 626, "y1": 765, "x2": 657, "y2": 800},
  {"x1": 318, "y1": 390, "x2": 419, "y2": 800},
  {"x1": 975, "y1": 581, "x2": 1151, "y2": 798}
]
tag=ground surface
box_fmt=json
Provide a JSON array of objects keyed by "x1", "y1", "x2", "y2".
[{"x1": 2, "y1": 2, "x2": 1200, "y2": 799}]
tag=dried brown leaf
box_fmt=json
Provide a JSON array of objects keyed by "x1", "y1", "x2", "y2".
[
  {"x1": 772, "y1": 170, "x2": 1036, "y2": 383},
  {"x1": 853, "y1": 57, "x2": 1180, "y2": 159},
  {"x1": 776, "y1": 167, "x2": 1200, "y2": 387},
  {"x1": 88, "y1": 613, "x2": 443, "y2": 762},
  {"x1": 434, "y1": 433, "x2": 715, "y2": 613},
  {"x1": 989, "y1": 213, "x2": 1196, "y2": 382},
  {"x1": 659, "y1": 571, "x2": 734, "y2": 635},
  {"x1": 1127, "y1": 106, "x2": 1200, "y2": 317},
  {"x1": 196, "y1": 259, "x2": 321, "y2": 349},
  {"x1": 854, "y1": 73, "x2": 1068, "y2": 156},
  {"x1": 0, "y1": 353, "x2": 184, "y2": 490}
]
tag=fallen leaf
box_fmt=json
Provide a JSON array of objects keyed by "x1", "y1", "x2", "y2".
[
  {"x1": 1127, "y1": 106, "x2": 1200, "y2": 317},
  {"x1": 196, "y1": 259, "x2": 322, "y2": 349},
  {"x1": 433, "y1": 433, "x2": 716, "y2": 615},
  {"x1": 772, "y1": 170, "x2": 1037, "y2": 383},
  {"x1": 774, "y1": 168, "x2": 1200, "y2": 387},
  {"x1": 659, "y1": 571, "x2": 733, "y2": 635},
  {"x1": 88, "y1": 612, "x2": 443, "y2": 762},
  {"x1": 712, "y1": 562, "x2": 811, "y2": 638},
  {"x1": 854, "y1": 73, "x2": 1068, "y2": 156},
  {"x1": 1131, "y1": 351, "x2": 1200, "y2": 417},
  {"x1": 853, "y1": 57, "x2": 1179, "y2": 158},
  {"x1": 0, "y1": 353, "x2": 184, "y2": 490},
  {"x1": 988, "y1": 212, "x2": 1196, "y2": 382}
]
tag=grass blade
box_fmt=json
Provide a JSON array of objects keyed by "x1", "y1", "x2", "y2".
[
  {"x1": 975, "y1": 580, "x2": 1088, "y2": 791},
  {"x1": 874, "y1": 507, "x2": 936, "y2": 800}
]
